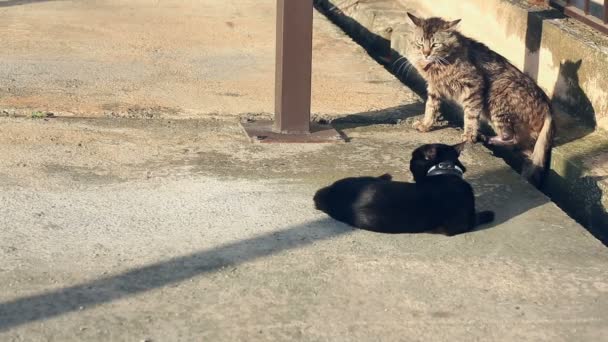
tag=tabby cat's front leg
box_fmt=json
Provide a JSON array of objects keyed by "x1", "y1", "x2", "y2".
[
  {"x1": 461, "y1": 88, "x2": 484, "y2": 143},
  {"x1": 413, "y1": 92, "x2": 441, "y2": 132}
]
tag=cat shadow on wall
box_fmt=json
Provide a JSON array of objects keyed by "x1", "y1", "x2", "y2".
[
  {"x1": 551, "y1": 59, "x2": 596, "y2": 146},
  {"x1": 546, "y1": 59, "x2": 607, "y2": 245},
  {"x1": 488, "y1": 59, "x2": 597, "y2": 176}
]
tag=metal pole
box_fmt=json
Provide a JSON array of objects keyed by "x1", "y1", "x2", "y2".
[
  {"x1": 274, "y1": 0, "x2": 313, "y2": 134},
  {"x1": 240, "y1": 0, "x2": 341, "y2": 143}
]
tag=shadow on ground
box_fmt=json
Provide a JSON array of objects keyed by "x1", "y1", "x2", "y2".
[
  {"x1": 312, "y1": 104, "x2": 425, "y2": 137},
  {"x1": 0, "y1": 0, "x2": 55, "y2": 7},
  {"x1": 0, "y1": 156, "x2": 559, "y2": 331},
  {"x1": 0, "y1": 218, "x2": 354, "y2": 331},
  {"x1": 469, "y1": 169, "x2": 548, "y2": 232}
]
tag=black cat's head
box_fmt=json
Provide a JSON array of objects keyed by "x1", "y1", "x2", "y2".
[{"x1": 409, "y1": 142, "x2": 466, "y2": 182}]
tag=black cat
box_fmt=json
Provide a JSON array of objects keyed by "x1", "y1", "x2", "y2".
[{"x1": 313, "y1": 142, "x2": 494, "y2": 236}]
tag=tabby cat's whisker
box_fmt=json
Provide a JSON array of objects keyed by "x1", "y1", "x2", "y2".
[
  {"x1": 401, "y1": 57, "x2": 424, "y2": 78},
  {"x1": 438, "y1": 56, "x2": 450, "y2": 65},
  {"x1": 397, "y1": 63, "x2": 412, "y2": 76},
  {"x1": 402, "y1": 61, "x2": 416, "y2": 80},
  {"x1": 391, "y1": 56, "x2": 407, "y2": 70},
  {"x1": 397, "y1": 60, "x2": 410, "y2": 76},
  {"x1": 394, "y1": 59, "x2": 406, "y2": 74},
  {"x1": 435, "y1": 56, "x2": 447, "y2": 66}
]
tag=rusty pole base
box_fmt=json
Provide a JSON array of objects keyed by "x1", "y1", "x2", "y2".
[{"x1": 240, "y1": 119, "x2": 343, "y2": 143}]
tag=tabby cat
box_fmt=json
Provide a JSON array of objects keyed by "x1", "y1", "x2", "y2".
[
  {"x1": 406, "y1": 13, "x2": 555, "y2": 186},
  {"x1": 313, "y1": 142, "x2": 494, "y2": 236}
]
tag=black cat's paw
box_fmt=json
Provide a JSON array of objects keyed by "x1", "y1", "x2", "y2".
[{"x1": 461, "y1": 131, "x2": 478, "y2": 144}]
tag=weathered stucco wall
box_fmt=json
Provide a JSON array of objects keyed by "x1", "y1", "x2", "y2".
[{"x1": 400, "y1": 0, "x2": 608, "y2": 130}]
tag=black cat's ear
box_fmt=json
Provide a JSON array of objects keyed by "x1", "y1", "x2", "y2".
[
  {"x1": 574, "y1": 59, "x2": 582, "y2": 69},
  {"x1": 452, "y1": 141, "x2": 466, "y2": 155},
  {"x1": 443, "y1": 19, "x2": 461, "y2": 31},
  {"x1": 455, "y1": 160, "x2": 467, "y2": 174},
  {"x1": 424, "y1": 146, "x2": 437, "y2": 160},
  {"x1": 378, "y1": 173, "x2": 392, "y2": 181},
  {"x1": 407, "y1": 12, "x2": 423, "y2": 27}
]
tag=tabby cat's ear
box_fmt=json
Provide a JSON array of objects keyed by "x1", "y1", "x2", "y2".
[
  {"x1": 452, "y1": 141, "x2": 466, "y2": 155},
  {"x1": 442, "y1": 19, "x2": 461, "y2": 31},
  {"x1": 407, "y1": 12, "x2": 423, "y2": 27}
]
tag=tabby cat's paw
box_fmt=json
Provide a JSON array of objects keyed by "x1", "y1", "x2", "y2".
[
  {"x1": 461, "y1": 131, "x2": 478, "y2": 143},
  {"x1": 413, "y1": 120, "x2": 432, "y2": 133}
]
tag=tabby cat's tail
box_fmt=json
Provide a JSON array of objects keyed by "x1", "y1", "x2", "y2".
[{"x1": 523, "y1": 111, "x2": 555, "y2": 186}]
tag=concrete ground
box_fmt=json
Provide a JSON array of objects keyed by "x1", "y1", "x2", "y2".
[
  {"x1": 0, "y1": 0, "x2": 416, "y2": 118},
  {"x1": 0, "y1": 1, "x2": 607, "y2": 341}
]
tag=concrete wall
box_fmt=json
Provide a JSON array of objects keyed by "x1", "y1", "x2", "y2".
[{"x1": 399, "y1": 0, "x2": 608, "y2": 130}]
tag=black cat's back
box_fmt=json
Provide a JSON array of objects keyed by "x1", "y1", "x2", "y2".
[
  {"x1": 314, "y1": 174, "x2": 477, "y2": 234},
  {"x1": 313, "y1": 175, "x2": 390, "y2": 225},
  {"x1": 346, "y1": 179, "x2": 420, "y2": 233}
]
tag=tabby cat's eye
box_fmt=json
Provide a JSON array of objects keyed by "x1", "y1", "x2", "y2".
[{"x1": 432, "y1": 43, "x2": 442, "y2": 48}]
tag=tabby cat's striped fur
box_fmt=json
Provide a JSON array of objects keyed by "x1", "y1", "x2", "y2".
[{"x1": 406, "y1": 13, "x2": 554, "y2": 185}]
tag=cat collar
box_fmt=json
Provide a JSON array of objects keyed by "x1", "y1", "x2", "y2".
[{"x1": 426, "y1": 162, "x2": 464, "y2": 178}]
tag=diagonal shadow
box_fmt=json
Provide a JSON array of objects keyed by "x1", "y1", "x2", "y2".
[
  {"x1": 328, "y1": 104, "x2": 424, "y2": 128},
  {"x1": 0, "y1": 218, "x2": 353, "y2": 331},
  {"x1": 312, "y1": 104, "x2": 426, "y2": 140},
  {"x1": 0, "y1": 0, "x2": 56, "y2": 7},
  {"x1": 0, "y1": 148, "x2": 595, "y2": 332},
  {"x1": 314, "y1": 0, "x2": 427, "y2": 98}
]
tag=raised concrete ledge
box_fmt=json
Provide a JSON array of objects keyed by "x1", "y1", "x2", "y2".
[
  {"x1": 398, "y1": 0, "x2": 608, "y2": 130},
  {"x1": 314, "y1": 0, "x2": 608, "y2": 243}
]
